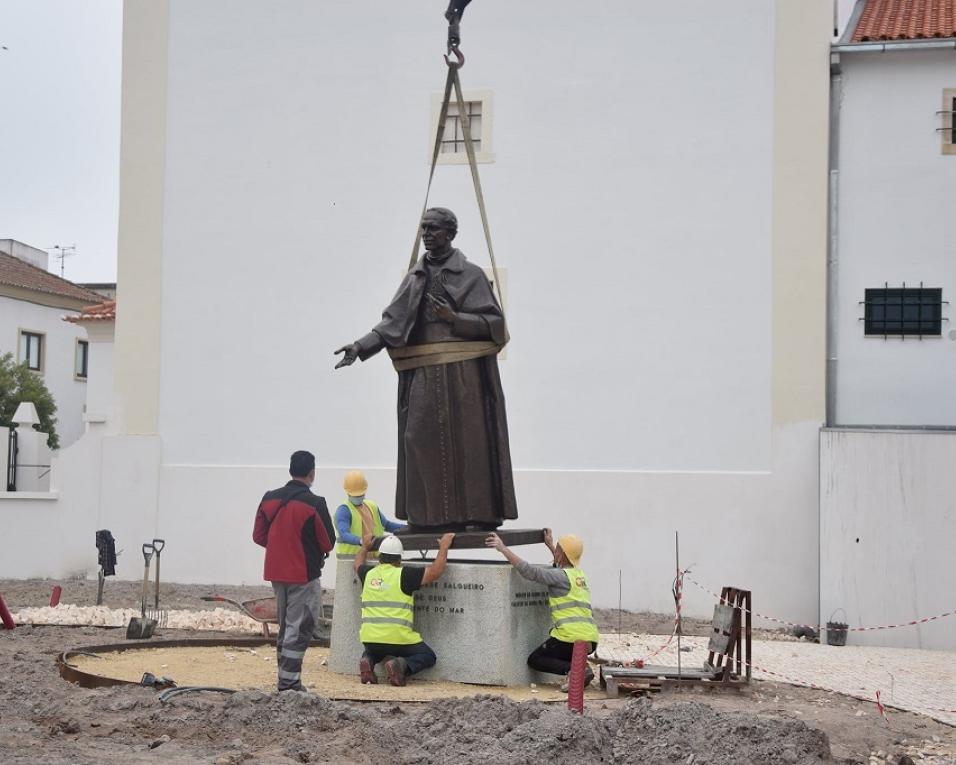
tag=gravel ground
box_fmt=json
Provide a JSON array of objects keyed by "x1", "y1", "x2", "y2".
[{"x1": 1, "y1": 579, "x2": 953, "y2": 764}]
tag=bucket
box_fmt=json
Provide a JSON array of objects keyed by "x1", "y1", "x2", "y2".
[{"x1": 826, "y1": 608, "x2": 848, "y2": 646}]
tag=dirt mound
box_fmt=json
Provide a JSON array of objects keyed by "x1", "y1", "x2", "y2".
[
  {"x1": 609, "y1": 699, "x2": 833, "y2": 764},
  {"x1": 113, "y1": 691, "x2": 835, "y2": 765}
]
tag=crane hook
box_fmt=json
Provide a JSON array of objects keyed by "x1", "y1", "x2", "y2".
[{"x1": 444, "y1": 46, "x2": 465, "y2": 69}]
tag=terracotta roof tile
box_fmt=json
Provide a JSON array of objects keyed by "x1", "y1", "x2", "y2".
[
  {"x1": 63, "y1": 299, "x2": 116, "y2": 323},
  {"x1": 852, "y1": 0, "x2": 956, "y2": 42},
  {"x1": 0, "y1": 251, "x2": 104, "y2": 303}
]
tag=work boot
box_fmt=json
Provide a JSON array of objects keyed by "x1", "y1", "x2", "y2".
[
  {"x1": 384, "y1": 657, "x2": 408, "y2": 687},
  {"x1": 560, "y1": 666, "x2": 595, "y2": 693},
  {"x1": 359, "y1": 654, "x2": 377, "y2": 685}
]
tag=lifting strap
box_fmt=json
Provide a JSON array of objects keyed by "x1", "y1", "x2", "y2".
[{"x1": 408, "y1": 54, "x2": 506, "y2": 319}]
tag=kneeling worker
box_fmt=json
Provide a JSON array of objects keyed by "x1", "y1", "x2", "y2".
[
  {"x1": 354, "y1": 531, "x2": 455, "y2": 686},
  {"x1": 486, "y1": 528, "x2": 598, "y2": 688}
]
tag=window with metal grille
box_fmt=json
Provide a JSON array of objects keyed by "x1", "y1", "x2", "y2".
[
  {"x1": 75, "y1": 339, "x2": 89, "y2": 379},
  {"x1": 861, "y1": 285, "x2": 945, "y2": 338},
  {"x1": 18, "y1": 331, "x2": 43, "y2": 371},
  {"x1": 429, "y1": 88, "x2": 494, "y2": 165},
  {"x1": 441, "y1": 100, "x2": 482, "y2": 155},
  {"x1": 942, "y1": 89, "x2": 956, "y2": 155},
  {"x1": 951, "y1": 93, "x2": 955, "y2": 145}
]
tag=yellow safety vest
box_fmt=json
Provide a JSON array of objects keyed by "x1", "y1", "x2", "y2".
[
  {"x1": 549, "y1": 567, "x2": 599, "y2": 644},
  {"x1": 359, "y1": 563, "x2": 422, "y2": 645},
  {"x1": 335, "y1": 499, "x2": 385, "y2": 558}
]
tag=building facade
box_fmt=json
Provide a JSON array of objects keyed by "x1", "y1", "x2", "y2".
[
  {"x1": 0, "y1": 240, "x2": 101, "y2": 449},
  {"x1": 820, "y1": 0, "x2": 956, "y2": 649},
  {"x1": 2, "y1": 1, "x2": 832, "y2": 630}
]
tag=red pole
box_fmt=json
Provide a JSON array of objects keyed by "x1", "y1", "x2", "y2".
[
  {"x1": 0, "y1": 593, "x2": 15, "y2": 630},
  {"x1": 50, "y1": 585, "x2": 62, "y2": 607}
]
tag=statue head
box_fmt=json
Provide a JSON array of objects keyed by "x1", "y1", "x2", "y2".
[{"x1": 422, "y1": 207, "x2": 457, "y2": 253}]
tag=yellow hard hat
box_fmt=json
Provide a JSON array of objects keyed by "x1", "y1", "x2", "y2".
[
  {"x1": 343, "y1": 470, "x2": 368, "y2": 495},
  {"x1": 557, "y1": 534, "x2": 584, "y2": 566}
]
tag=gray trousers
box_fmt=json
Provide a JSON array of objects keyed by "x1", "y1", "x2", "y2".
[{"x1": 273, "y1": 578, "x2": 322, "y2": 691}]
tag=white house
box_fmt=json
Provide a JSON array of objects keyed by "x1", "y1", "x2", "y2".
[
  {"x1": 820, "y1": 0, "x2": 956, "y2": 648},
  {"x1": 3, "y1": 1, "x2": 833, "y2": 633},
  {"x1": 0, "y1": 239, "x2": 102, "y2": 449}
]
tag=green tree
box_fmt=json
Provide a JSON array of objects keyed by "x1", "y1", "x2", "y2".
[{"x1": 0, "y1": 352, "x2": 60, "y2": 449}]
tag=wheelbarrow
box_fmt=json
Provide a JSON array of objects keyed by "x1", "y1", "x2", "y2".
[{"x1": 201, "y1": 595, "x2": 332, "y2": 639}]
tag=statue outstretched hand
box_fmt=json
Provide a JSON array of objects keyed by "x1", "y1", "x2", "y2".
[{"x1": 334, "y1": 342, "x2": 360, "y2": 369}]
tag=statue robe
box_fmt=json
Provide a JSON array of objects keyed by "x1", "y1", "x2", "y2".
[{"x1": 356, "y1": 248, "x2": 518, "y2": 530}]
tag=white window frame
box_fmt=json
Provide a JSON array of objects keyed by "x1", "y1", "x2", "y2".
[
  {"x1": 17, "y1": 329, "x2": 45, "y2": 372},
  {"x1": 942, "y1": 88, "x2": 956, "y2": 156},
  {"x1": 429, "y1": 88, "x2": 495, "y2": 165},
  {"x1": 75, "y1": 339, "x2": 89, "y2": 381}
]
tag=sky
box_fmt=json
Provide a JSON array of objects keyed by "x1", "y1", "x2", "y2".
[
  {"x1": 0, "y1": 0, "x2": 122, "y2": 283},
  {"x1": 0, "y1": 0, "x2": 859, "y2": 287}
]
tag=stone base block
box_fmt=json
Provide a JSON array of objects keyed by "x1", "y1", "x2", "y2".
[{"x1": 329, "y1": 557, "x2": 552, "y2": 686}]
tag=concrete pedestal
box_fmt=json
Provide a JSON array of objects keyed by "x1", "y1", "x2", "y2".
[{"x1": 329, "y1": 557, "x2": 553, "y2": 686}]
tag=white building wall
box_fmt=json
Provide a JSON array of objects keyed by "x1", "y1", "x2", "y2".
[
  {"x1": 0, "y1": 1, "x2": 831, "y2": 628},
  {"x1": 834, "y1": 50, "x2": 956, "y2": 426},
  {"x1": 0, "y1": 295, "x2": 88, "y2": 448},
  {"x1": 820, "y1": 429, "x2": 956, "y2": 650},
  {"x1": 81, "y1": 321, "x2": 117, "y2": 431},
  {"x1": 158, "y1": 0, "x2": 777, "y2": 474},
  {"x1": 135, "y1": 0, "x2": 828, "y2": 621}
]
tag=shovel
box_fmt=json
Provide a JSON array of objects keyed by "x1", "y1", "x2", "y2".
[{"x1": 126, "y1": 543, "x2": 157, "y2": 639}]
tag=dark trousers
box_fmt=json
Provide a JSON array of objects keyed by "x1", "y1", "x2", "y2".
[
  {"x1": 273, "y1": 578, "x2": 322, "y2": 691},
  {"x1": 527, "y1": 637, "x2": 597, "y2": 676},
  {"x1": 362, "y1": 641, "x2": 437, "y2": 676}
]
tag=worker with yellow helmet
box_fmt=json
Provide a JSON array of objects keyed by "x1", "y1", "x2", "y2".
[
  {"x1": 334, "y1": 470, "x2": 407, "y2": 558},
  {"x1": 354, "y1": 532, "x2": 455, "y2": 686},
  {"x1": 486, "y1": 528, "x2": 598, "y2": 689}
]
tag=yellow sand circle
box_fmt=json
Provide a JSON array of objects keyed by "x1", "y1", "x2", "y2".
[{"x1": 69, "y1": 645, "x2": 603, "y2": 703}]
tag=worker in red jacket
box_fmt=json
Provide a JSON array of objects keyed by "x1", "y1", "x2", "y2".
[{"x1": 253, "y1": 450, "x2": 335, "y2": 691}]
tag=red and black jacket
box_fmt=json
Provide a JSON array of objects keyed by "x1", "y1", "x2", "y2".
[{"x1": 253, "y1": 480, "x2": 335, "y2": 584}]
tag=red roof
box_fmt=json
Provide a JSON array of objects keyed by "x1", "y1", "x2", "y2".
[
  {"x1": 851, "y1": 0, "x2": 956, "y2": 41},
  {"x1": 0, "y1": 251, "x2": 104, "y2": 304},
  {"x1": 63, "y1": 299, "x2": 116, "y2": 323}
]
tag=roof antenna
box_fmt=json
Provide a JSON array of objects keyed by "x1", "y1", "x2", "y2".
[{"x1": 48, "y1": 245, "x2": 77, "y2": 278}]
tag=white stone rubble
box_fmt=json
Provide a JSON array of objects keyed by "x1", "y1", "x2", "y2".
[{"x1": 12, "y1": 604, "x2": 261, "y2": 633}]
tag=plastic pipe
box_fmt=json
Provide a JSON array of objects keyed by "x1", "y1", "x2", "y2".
[{"x1": 566, "y1": 641, "x2": 589, "y2": 714}]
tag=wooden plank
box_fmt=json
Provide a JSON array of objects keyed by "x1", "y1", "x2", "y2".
[
  {"x1": 708, "y1": 603, "x2": 735, "y2": 654},
  {"x1": 602, "y1": 665, "x2": 720, "y2": 681}
]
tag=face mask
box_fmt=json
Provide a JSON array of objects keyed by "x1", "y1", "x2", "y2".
[{"x1": 349, "y1": 495, "x2": 365, "y2": 506}]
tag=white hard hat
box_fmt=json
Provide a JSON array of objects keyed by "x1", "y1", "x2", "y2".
[{"x1": 378, "y1": 535, "x2": 404, "y2": 557}]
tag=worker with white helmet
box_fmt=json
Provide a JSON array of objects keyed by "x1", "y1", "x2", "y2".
[
  {"x1": 486, "y1": 528, "x2": 599, "y2": 689},
  {"x1": 353, "y1": 531, "x2": 455, "y2": 686},
  {"x1": 334, "y1": 470, "x2": 406, "y2": 559}
]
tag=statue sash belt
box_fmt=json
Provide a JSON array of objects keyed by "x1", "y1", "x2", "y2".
[{"x1": 388, "y1": 340, "x2": 501, "y2": 372}]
